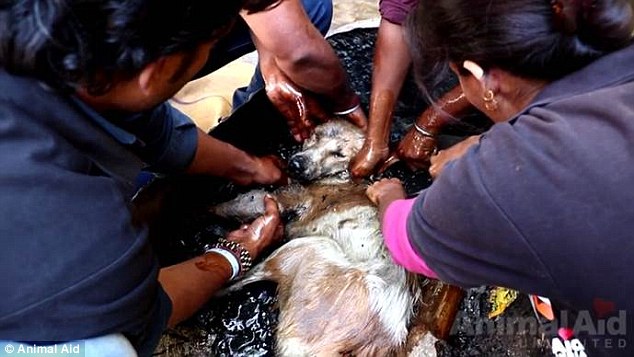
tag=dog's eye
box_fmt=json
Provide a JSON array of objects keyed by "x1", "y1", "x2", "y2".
[{"x1": 332, "y1": 151, "x2": 345, "y2": 158}]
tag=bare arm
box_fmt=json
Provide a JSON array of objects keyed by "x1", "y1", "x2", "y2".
[
  {"x1": 185, "y1": 129, "x2": 284, "y2": 186},
  {"x1": 243, "y1": 0, "x2": 357, "y2": 112},
  {"x1": 159, "y1": 253, "x2": 232, "y2": 328},
  {"x1": 350, "y1": 19, "x2": 412, "y2": 178},
  {"x1": 159, "y1": 196, "x2": 283, "y2": 327},
  {"x1": 395, "y1": 85, "x2": 472, "y2": 170},
  {"x1": 368, "y1": 20, "x2": 412, "y2": 144}
]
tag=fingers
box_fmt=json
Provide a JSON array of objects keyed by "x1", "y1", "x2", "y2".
[
  {"x1": 366, "y1": 178, "x2": 404, "y2": 205},
  {"x1": 365, "y1": 183, "x2": 380, "y2": 205},
  {"x1": 426, "y1": 134, "x2": 481, "y2": 179},
  {"x1": 286, "y1": 98, "x2": 310, "y2": 142},
  {"x1": 293, "y1": 95, "x2": 312, "y2": 142},
  {"x1": 263, "y1": 195, "x2": 281, "y2": 219},
  {"x1": 374, "y1": 154, "x2": 398, "y2": 173},
  {"x1": 253, "y1": 156, "x2": 288, "y2": 186},
  {"x1": 349, "y1": 141, "x2": 390, "y2": 179},
  {"x1": 395, "y1": 130, "x2": 438, "y2": 171},
  {"x1": 346, "y1": 107, "x2": 368, "y2": 131},
  {"x1": 231, "y1": 195, "x2": 282, "y2": 259},
  {"x1": 265, "y1": 80, "x2": 312, "y2": 142},
  {"x1": 305, "y1": 95, "x2": 331, "y2": 125},
  {"x1": 371, "y1": 177, "x2": 403, "y2": 186},
  {"x1": 429, "y1": 151, "x2": 444, "y2": 179},
  {"x1": 248, "y1": 195, "x2": 282, "y2": 241},
  {"x1": 350, "y1": 152, "x2": 375, "y2": 179}
]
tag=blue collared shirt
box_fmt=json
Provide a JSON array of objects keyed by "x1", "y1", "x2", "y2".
[{"x1": 70, "y1": 96, "x2": 199, "y2": 175}]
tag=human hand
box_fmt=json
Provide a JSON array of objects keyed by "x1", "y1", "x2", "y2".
[
  {"x1": 366, "y1": 178, "x2": 407, "y2": 207},
  {"x1": 334, "y1": 100, "x2": 368, "y2": 131},
  {"x1": 350, "y1": 139, "x2": 389, "y2": 179},
  {"x1": 394, "y1": 126, "x2": 438, "y2": 171},
  {"x1": 250, "y1": 155, "x2": 288, "y2": 186},
  {"x1": 265, "y1": 70, "x2": 330, "y2": 142},
  {"x1": 225, "y1": 195, "x2": 284, "y2": 260},
  {"x1": 429, "y1": 135, "x2": 481, "y2": 179}
]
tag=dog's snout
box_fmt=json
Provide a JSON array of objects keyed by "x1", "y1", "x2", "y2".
[{"x1": 288, "y1": 155, "x2": 307, "y2": 176}]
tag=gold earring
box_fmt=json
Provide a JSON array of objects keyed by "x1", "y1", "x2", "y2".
[{"x1": 483, "y1": 89, "x2": 499, "y2": 111}]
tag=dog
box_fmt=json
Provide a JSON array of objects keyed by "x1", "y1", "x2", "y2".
[{"x1": 212, "y1": 120, "x2": 422, "y2": 356}]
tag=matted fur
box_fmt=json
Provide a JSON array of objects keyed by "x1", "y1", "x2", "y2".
[{"x1": 212, "y1": 120, "x2": 421, "y2": 356}]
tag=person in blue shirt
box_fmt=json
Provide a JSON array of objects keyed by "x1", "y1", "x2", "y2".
[{"x1": 0, "y1": 1, "x2": 286, "y2": 356}]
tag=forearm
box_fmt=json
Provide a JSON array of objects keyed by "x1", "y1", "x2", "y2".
[
  {"x1": 245, "y1": 0, "x2": 357, "y2": 111},
  {"x1": 415, "y1": 85, "x2": 471, "y2": 134},
  {"x1": 185, "y1": 129, "x2": 257, "y2": 183},
  {"x1": 274, "y1": 51, "x2": 356, "y2": 112},
  {"x1": 159, "y1": 252, "x2": 232, "y2": 327},
  {"x1": 368, "y1": 19, "x2": 412, "y2": 145}
]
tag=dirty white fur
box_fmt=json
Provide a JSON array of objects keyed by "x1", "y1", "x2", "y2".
[{"x1": 213, "y1": 120, "x2": 420, "y2": 356}]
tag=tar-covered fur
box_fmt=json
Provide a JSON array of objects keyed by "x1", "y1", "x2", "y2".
[{"x1": 212, "y1": 120, "x2": 421, "y2": 356}]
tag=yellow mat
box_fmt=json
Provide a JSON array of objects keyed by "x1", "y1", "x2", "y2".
[{"x1": 171, "y1": 60, "x2": 255, "y2": 132}]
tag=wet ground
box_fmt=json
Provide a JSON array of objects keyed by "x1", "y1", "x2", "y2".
[{"x1": 150, "y1": 27, "x2": 550, "y2": 356}]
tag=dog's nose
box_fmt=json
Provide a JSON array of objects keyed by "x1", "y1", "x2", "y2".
[{"x1": 288, "y1": 155, "x2": 307, "y2": 177}]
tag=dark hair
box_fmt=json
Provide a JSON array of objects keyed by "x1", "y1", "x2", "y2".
[
  {"x1": 407, "y1": 0, "x2": 634, "y2": 97},
  {"x1": 0, "y1": 0, "x2": 279, "y2": 94}
]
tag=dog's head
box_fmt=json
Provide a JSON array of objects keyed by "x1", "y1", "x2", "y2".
[{"x1": 288, "y1": 120, "x2": 365, "y2": 183}]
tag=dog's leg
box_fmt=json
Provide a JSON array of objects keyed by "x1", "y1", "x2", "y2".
[
  {"x1": 210, "y1": 189, "x2": 272, "y2": 223},
  {"x1": 210, "y1": 184, "x2": 312, "y2": 224}
]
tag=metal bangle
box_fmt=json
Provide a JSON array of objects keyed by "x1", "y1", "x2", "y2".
[
  {"x1": 333, "y1": 103, "x2": 361, "y2": 116},
  {"x1": 413, "y1": 123, "x2": 436, "y2": 138}
]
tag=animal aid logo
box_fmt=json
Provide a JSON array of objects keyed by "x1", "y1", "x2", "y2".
[
  {"x1": 448, "y1": 293, "x2": 626, "y2": 356},
  {"x1": 530, "y1": 296, "x2": 627, "y2": 357},
  {"x1": 0, "y1": 341, "x2": 84, "y2": 356}
]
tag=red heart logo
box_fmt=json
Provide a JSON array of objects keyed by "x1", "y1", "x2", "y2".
[
  {"x1": 558, "y1": 327, "x2": 575, "y2": 341},
  {"x1": 593, "y1": 298, "x2": 616, "y2": 319}
]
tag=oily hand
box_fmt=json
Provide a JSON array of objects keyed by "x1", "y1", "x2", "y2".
[
  {"x1": 341, "y1": 105, "x2": 368, "y2": 131},
  {"x1": 265, "y1": 71, "x2": 330, "y2": 142},
  {"x1": 251, "y1": 155, "x2": 288, "y2": 186},
  {"x1": 350, "y1": 140, "x2": 389, "y2": 179},
  {"x1": 226, "y1": 196, "x2": 284, "y2": 260},
  {"x1": 395, "y1": 128, "x2": 438, "y2": 171}
]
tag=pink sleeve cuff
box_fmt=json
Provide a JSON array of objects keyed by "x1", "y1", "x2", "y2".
[{"x1": 382, "y1": 198, "x2": 438, "y2": 279}]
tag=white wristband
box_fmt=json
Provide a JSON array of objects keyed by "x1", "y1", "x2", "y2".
[{"x1": 205, "y1": 248, "x2": 240, "y2": 281}]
